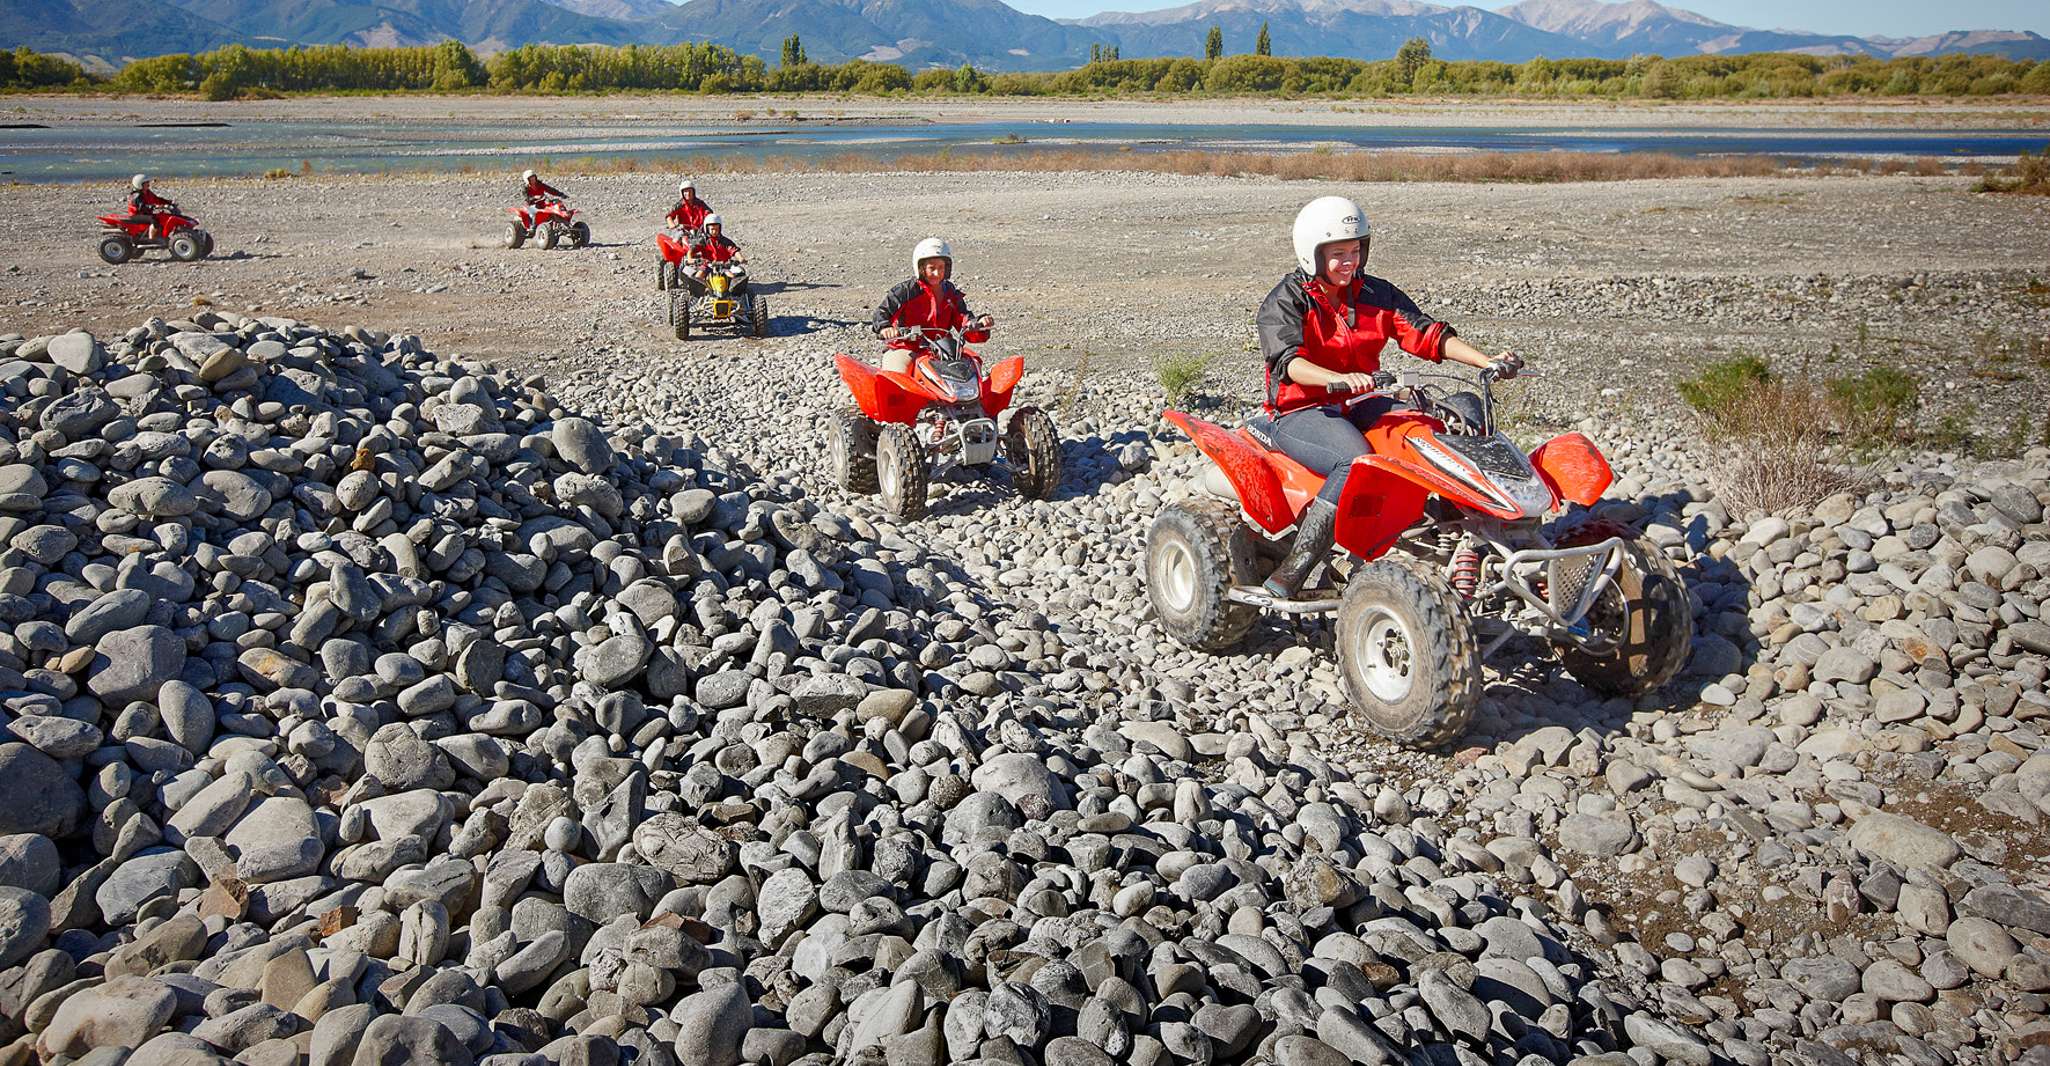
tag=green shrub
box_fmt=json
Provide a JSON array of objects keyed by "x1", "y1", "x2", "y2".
[
  {"x1": 1156, "y1": 352, "x2": 1213, "y2": 404},
  {"x1": 1977, "y1": 145, "x2": 2050, "y2": 195},
  {"x1": 1677, "y1": 355, "x2": 1772, "y2": 425},
  {"x1": 1827, "y1": 366, "x2": 1919, "y2": 450}
]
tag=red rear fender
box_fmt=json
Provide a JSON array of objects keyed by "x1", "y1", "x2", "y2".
[
  {"x1": 1332, "y1": 456, "x2": 1431, "y2": 562},
  {"x1": 1164, "y1": 411, "x2": 1295, "y2": 536},
  {"x1": 508, "y1": 208, "x2": 531, "y2": 226},
  {"x1": 836, "y1": 354, "x2": 929, "y2": 426},
  {"x1": 1530, "y1": 432, "x2": 1613, "y2": 508},
  {"x1": 981, "y1": 356, "x2": 1024, "y2": 417}
]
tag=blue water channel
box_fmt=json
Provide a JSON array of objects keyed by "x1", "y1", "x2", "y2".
[{"x1": 2, "y1": 117, "x2": 2043, "y2": 182}]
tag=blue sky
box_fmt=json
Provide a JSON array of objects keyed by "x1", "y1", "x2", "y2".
[{"x1": 1003, "y1": 0, "x2": 2050, "y2": 37}]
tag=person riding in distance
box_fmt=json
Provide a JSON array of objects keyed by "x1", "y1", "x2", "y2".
[
  {"x1": 1257, "y1": 195, "x2": 1524, "y2": 599},
  {"x1": 667, "y1": 179, "x2": 712, "y2": 232},
  {"x1": 124, "y1": 174, "x2": 175, "y2": 240},
  {"x1": 872, "y1": 238, "x2": 993, "y2": 375},
  {"x1": 521, "y1": 169, "x2": 566, "y2": 206}
]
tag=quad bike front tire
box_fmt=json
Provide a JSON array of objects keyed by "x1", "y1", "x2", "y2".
[
  {"x1": 1146, "y1": 497, "x2": 1259, "y2": 652},
  {"x1": 169, "y1": 232, "x2": 204, "y2": 262},
  {"x1": 570, "y1": 222, "x2": 591, "y2": 248},
  {"x1": 1004, "y1": 406, "x2": 1062, "y2": 501},
  {"x1": 655, "y1": 258, "x2": 667, "y2": 290},
  {"x1": 876, "y1": 423, "x2": 929, "y2": 520},
  {"x1": 1336, "y1": 557, "x2": 1481, "y2": 749},
  {"x1": 194, "y1": 230, "x2": 214, "y2": 258},
  {"x1": 505, "y1": 222, "x2": 526, "y2": 250},
  {"x1": 830, "y1": 409, "x2": 880, "y2": 493},
  {"x1": 750, "y1": 296, "x2": 770, "y2": 338},
  {"x1": 669, "y1": 292, "x2": 690, "y2": 340},
  {"x1": 1550, "y1": 522, "x2": 1694, "y2": 698},
  {"x1": 98, "y1": 234, "x2": 135, "y2": 265},
  {"x1": 539, "y1": 225, "x2": 559, "y2": 251}
]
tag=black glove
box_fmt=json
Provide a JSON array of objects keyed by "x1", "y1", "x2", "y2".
[{"x1": 1491, "y1": 354, "x2": 1523, "y2": 380}]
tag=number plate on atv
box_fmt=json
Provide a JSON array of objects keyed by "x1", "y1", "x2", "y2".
[{"x1": 711, "y1": 300, "x2": 738, "y2": 318}]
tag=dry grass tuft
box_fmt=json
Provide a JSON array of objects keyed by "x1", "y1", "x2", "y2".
[{"x1": 1679, "y1": 356, "x2": 1864, "y2": 515}]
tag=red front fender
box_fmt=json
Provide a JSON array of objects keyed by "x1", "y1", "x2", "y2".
[
  {"x1": 1530, "y1": 432, "x2": 1613, "y2": 508},
  {"x1": 1332, "y1": 456, "x2": 1431, "y2": 562},
  {"x1": 655, "y1": 232, "x2": 688, "y2": 264},
  {"x1": 836, "y1": 354, "x2": 930, "y2": 426},
  {"x1": 981, "y1": 356, "x2": 1024, "y2": 417}
]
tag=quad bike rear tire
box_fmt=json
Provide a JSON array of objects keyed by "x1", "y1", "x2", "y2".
[
  {"x1": 1146, "y1": 497, "x2": 1259, "y2": 652},
  {"x1": 876, "y1": 423, "x2": 928, "y2": 520},
  {"x1": 1550, "y1": 521, "x2": 1694, "y2": 698},
  {"x1": 655, "y1": 258, "x2": 667, "y2": 290},
  {"x1": 669, "y1": 292, "x2": 690, "y2": 340},
  {"x1": 570, "y1": 222, "x2": 591, "y2": 248},
  {"x1": 98, "y1": 234, "x2": 135, "y2": 265},
  {"x1": 195, "y1": 231, "x2": 214, "y2": 258},
  {"x1": 505, "y1": 222, "x2": 526, "y2": 250},
  {"x1": 539, "y1": 225, "x2": 559, "y2": 251},
  {"x1": 750, "y1": 296, "x2": 770, "y2": 338},
  {"x1": 1336, "y1": 557, "x2": 1480, "y2": 749},
  {"x1": 1004, "y1": 406, "x2": 1062, "y2": 501},
  {"x1": 169, "y1": 232, "x2": 204, "y2": 262},
  {"x1": 830, "y1": 409, "x2": 880, "y2": 493}
]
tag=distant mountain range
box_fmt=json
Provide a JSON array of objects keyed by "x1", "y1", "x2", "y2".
[{"x1": 8, "y1": 0, "x2": 2047, "y2": 74}]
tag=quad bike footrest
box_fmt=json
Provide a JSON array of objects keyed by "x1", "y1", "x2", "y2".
[{"x1": 1226, "y1": 586, "x2": 1341, "y2": 614}]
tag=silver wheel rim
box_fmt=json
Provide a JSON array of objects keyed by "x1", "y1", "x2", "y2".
[
  {"x1": 1156, "y1": 537, "x2": 1197, "y2": 613},
  {"x1": 1351, "y1": 606, "x2": 1415, "y2": 703},
  {"x1": 829, "y1": 424, "x2": 847, "y2": 481},
  {"x1": 880, "y1": 438, "x2": 900, "y2": 500}
]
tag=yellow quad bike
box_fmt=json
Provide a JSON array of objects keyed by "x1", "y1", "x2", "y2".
[{"x1": 668, "y1": 262, "x2": 769, "y2": 340}]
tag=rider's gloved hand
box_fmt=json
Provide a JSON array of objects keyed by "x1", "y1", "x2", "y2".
[{"x1": 1491, "y1": 353, "x2": 1524, "y2": 380}]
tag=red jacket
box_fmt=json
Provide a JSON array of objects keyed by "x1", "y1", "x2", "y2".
[
  {"x1": 872, "y1": 278, "x2": 989, "y2": 349},
  {"x1": 666, "y1": 197, "x2": 711, "y2": 229},
  {"x1": 128, "y1": 187, "x2": 174, "y2": 214},
  {"x1": 691, "y1": 235, "x2": 741, "y2": 264},
  {"x1": 1257, "y1": 270, "x2": 1453, "y2": 415},
  {"x1": 523, "y1": 177, "x2": 566, "y2": 204}
]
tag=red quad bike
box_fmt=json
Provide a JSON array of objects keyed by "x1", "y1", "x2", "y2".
[
  {"x1": 505, "y1": 199, "x2": 589, "y2": 250},
  {"x1": 96, "y1": 204, "x2": 212, "y2": 264},
  {"x1": 1146, "y1": 367, "x2": 1693, "y2": 748},
  {"x1": 653, "y1": 228, "x2": 704, "y2": 290},
  {"x1": 830, "y1": 325, "x2": 1061, "y2": 519}
]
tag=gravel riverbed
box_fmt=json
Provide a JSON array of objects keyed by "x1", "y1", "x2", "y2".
[{"x1": 0, "y1": 166, "x2": 2048, "y2": 1066}]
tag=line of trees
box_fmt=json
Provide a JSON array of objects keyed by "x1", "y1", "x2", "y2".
[
  {"x1": 11, "y1": 40, "x2": 2050, "y2": 100},
  {"x1": 1, "y1": 46, "x2": 86, "y2": 90}
]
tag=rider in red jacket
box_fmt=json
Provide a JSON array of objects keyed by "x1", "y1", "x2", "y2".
[
  {"x1": 1255, "y1": 196, "x2": 1523, "y2": 597},
  {"x1": 521, "y1": 169, "x2": 566, "y2": 205},
  {"x1": 872, "y1": 238, "x2": 993, "y2": 373},
  {"x1": 680, "y1": 215, "x2": 747, "y2": 295},
  {"x1": 666, "y1": 179, "x2": 712, "y2": 231},
  {"x1": 124, "y1": 174, "x2": 175, "y2": 239}
]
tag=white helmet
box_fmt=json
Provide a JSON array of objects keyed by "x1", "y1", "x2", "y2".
[
  {"x1": 1292, "y1": 195, "x2": 1372, "y2": 276},
  {"x1": 913, "y1": 237, "x2": 952, "y2": 274},
  {"x1": 678, "y1": 178, "x2": 695, "y2": 194},
  {"x1": 522, "y1": 169, "x2": 537, "y2": 181},
  {"x1": 131, "y1": 173, "x2": 149, "y2": 190},
  {"x1": 704, "y1": 213, "x2": 723, "y2": 227}
]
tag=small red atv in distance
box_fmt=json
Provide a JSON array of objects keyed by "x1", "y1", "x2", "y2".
[
  {"x1": 830, "y1": 325, "x2": 1061, "y2": 519},
  {"x1": 96, "y1": 205, "x2": 212, "y2": 264},
  {"x1": 505, "y1": 198, "x2": 589, "y2": 250},
  {"x1": 1147, "y1": 367, "x2": 1692, "y2": 748}
]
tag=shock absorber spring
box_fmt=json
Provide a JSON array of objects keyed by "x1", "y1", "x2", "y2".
[{"x1": 1450, "y1": 546, "x2": 1482, "y2": 599}]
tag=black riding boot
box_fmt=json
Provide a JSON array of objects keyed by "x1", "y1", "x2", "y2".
[{"x1": 1263, "y1": 496, "x2": 1339, "y2": 598}]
